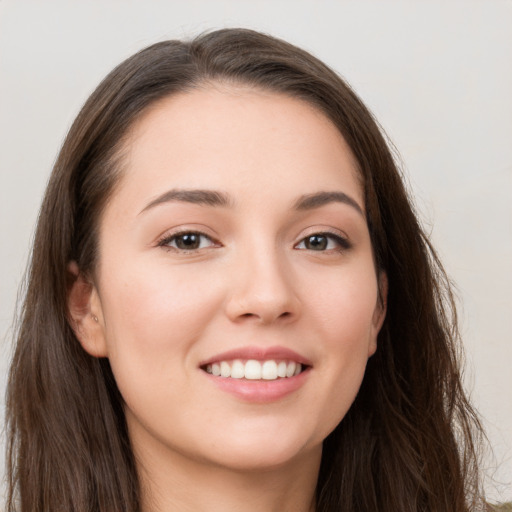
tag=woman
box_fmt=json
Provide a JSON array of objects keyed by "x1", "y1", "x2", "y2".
[{"x1": 6, "y1": 28, "x2": 485, "y2": 511}]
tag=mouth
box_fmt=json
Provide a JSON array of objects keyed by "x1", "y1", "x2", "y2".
[
  {"x1": 199, "y1": 347, "x2": 311, "y2": 402},
  {"x1": 201, "y1": 359, "x2": 307, "y2": 381}
]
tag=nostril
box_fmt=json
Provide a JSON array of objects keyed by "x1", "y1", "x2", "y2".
[
  {"x1": 225, "y1": 290, "x2": 299, "y2": 324},
  {"x1": 234, "y1": 311, "x2": 293, "y2": 323}
]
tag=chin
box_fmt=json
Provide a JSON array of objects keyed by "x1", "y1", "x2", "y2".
[
  {"x1": 195, "y1": 420, "x2": 324, "y2": 473},
  {"x1": 206, "y1": 441, "x2": 320, "y2": 473}
]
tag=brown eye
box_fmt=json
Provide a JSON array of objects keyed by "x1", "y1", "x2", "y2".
[
  {"x1": 304, "y1": 235, "x2": 328, "y2": 250},
  {"x1": 295, "y1": 233, "x2": 351, "y2": 252},
  {"x1": 174, "y1": 233, "x2": 201, "y2": 250},
  {"x1": 159, "y1": 232, "x2": 216, "y2": 251}
]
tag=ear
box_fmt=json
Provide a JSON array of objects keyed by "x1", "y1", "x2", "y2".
[
  {"x1": 67, "y1": 261, "x2": 108, "y2": 358},
  {"x1": 368, "y1": 271, "x2": 388, "y2": 356}
]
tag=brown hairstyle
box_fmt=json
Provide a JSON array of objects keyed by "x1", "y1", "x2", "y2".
[{"x1": 6, "y1": 28, "x2": 484, "y2": 511}]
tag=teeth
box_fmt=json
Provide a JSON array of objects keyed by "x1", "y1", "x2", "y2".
[
  {"x1": 245, "y1": 360, "x2": 262, "y2": 380},
  {"x1": 262, "y1": 360, "x2": 277, "y2": 380},
  {"x1": 286, "y1": 361, "x2": 296, "y2": 378},
  {"x1": 277, "y1": 361, "x2": 287, "y2": 378},
  {"x1": 220, "y1": 361, "x2": 230, "y2": 378},
  {"x1": 211, "y1": 363, "x2": 221, "y2": 376},
  {"x1": 205, "y1": 359, "x2": 303, "y2": 380},
  {"x1": 231, "y1": 360, "x2": 245, "y2": 379}
]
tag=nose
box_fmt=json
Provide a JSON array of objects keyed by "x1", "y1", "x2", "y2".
[{"x1": 224, "y1": 246, "x2": 300, "y2": 325}]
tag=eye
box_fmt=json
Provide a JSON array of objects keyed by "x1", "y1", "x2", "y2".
[
  {"x1": 158, "y1": 231, "x2": 217, "y2": 252},
  {"x1": 295, "y1": 233, "x2": 350, "y2": 252}
]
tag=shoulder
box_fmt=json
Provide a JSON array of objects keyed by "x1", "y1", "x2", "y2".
[{"x1": 487, "y1": 504, "x2": 512, "y2": 511}]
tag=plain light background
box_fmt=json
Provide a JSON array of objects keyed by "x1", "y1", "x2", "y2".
[{"x1": 1, "y1": 0, "x2": 511, "y2": 503}]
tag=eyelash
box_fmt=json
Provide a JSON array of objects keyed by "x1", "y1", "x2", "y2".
[
  {"x1": 157, "y1": 231, "x2": 218, "y2": 252},
  {"x1": 157, "y1": 230, "x2": 351, "y2": 253},
  {"x1": 294, "y1": 232, "x2": 351, "y2": 252}
]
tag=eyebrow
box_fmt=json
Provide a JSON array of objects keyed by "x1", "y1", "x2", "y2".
[
  {"x1": 139, "y1": 188, "x2": 364, "y2": 217},
  {"x1": 140, "y1": 189, "x2": 232, "y2": 214},
  {"x1": 294, "y1": 191, "x2": 364, "y2": 216}
]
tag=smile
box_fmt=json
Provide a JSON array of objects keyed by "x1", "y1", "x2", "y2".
[{"x1": 204, "y1": 359, "x2": 303, "y2": 380}]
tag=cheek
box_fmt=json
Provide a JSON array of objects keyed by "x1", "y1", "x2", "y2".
[
  {"x1": 103, "y1": 261, "x2": 220, "y2": 335},
  {"x1": 303, "y1": 267, "x2": 379, "y2": 432},
  {"x1": 310, "y1": 264, "x2": 379, "y2": 342},
  {"x1": 97, "y1": 260, "x2": 226, "y2": 385},
  {"x1": 97, "y1": 263, "x2": 226, "y2": 428}
]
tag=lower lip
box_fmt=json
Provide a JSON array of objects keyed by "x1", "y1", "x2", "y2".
[{"x1": 203, "y1": 368, "x2": 310, "y2": 403}]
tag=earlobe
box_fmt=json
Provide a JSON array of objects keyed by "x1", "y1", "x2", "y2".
[{"x1": 67, "y1": 261, "x2": 108, "y2": 358}]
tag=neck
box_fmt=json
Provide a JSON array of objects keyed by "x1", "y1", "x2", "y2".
[{"x1": 136, "y1": 442, "x2": 320, "y2": 512}]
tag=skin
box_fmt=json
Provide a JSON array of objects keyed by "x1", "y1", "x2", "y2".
[{"x1": 69, "y1": 86, "x2": 387, "y2": 512}]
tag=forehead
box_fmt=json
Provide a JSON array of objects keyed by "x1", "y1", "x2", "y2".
[{"x1": 114, "y1": 85, "x2": 363, "y2": 212}]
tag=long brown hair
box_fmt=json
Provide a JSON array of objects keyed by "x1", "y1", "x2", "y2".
[{"x1": 6, "y1": 28, "x2": 484, "y2": 511}]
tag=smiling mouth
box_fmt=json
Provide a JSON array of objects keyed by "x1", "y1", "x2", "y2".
[{"x1": 202, "y1": 359, "x2": 306, "y2": 381}]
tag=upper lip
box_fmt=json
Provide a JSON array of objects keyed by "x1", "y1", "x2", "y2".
[{"x1": 199, "y1": 346, "x2": 312, "y2": 367}]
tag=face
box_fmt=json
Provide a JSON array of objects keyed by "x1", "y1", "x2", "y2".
[{"x1": 71, "y1": 86, "x2": 386, "y2": 475}]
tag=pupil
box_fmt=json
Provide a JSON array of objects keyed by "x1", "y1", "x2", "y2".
[
  {"x1": 177, "y1": 234, "x2": 199, "y2": 249},
  {"x1": 307, "y1": 235, "x2": 327, "y2": 250}
]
